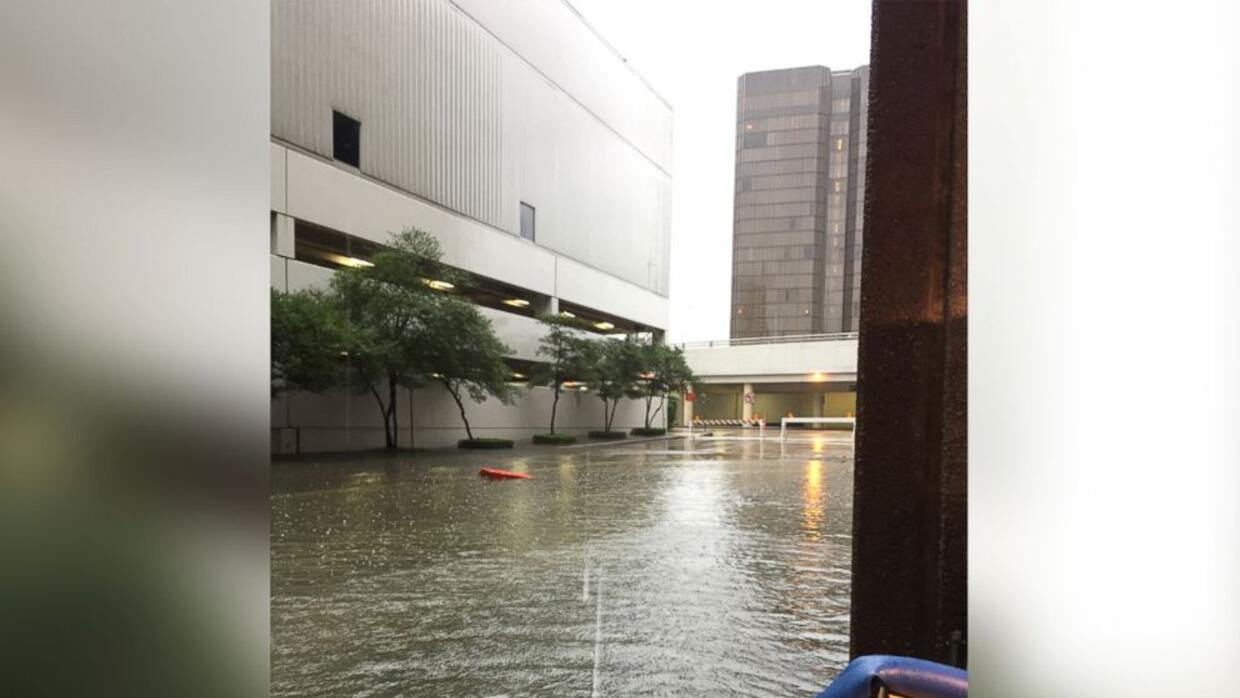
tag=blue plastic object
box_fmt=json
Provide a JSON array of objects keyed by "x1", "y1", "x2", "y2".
[{"x1": 814, "y1": 655, "x2": 967, "y2": 698}]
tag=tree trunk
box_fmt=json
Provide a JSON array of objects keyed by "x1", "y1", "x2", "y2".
[
  {"x1": 606, "y1": 399, "x2": 620, "y2": 433},
  {"x1": 651, "y1": 395, "x2": 665, "y2": 428},
  {"x1": 369, "y1": 384, "x2": 392, "y2": 449},
  {"x1": 644, "y1": 394, "x2": 654, "y2": 429},
  {"x1": 386, "y1": 374, "x2": 399, "y2": 450},
  {"x1": 550, "y1": 386, "x2": 560, "y2": 434},
  {"x1": 446, "y1": 381, "x2": 475, "y2": 441}
]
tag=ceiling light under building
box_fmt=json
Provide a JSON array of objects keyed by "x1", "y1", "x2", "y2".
[
  {"x1": 343, "y1": 257, "x2": 374, "y2": 268},
  {"x1": 593, "y1": 321, "x2": 615, "y2": 330},
  {"x1": 503, "y1": 298, "x2": 531, "y2": 308},
  {"x1": 560, "y1": 311, "x2": 576, "y2": 318},
  {"x1": 512, "y1": 372, "x2": 526, "y2": 379},
  {"x1": 425, "y1": 279, "x2": 454, "y2": 291}
]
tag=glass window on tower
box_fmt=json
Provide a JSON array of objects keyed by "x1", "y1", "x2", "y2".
[{"x1": 520, "y1": 202, "x2": 535, "y2": 241}]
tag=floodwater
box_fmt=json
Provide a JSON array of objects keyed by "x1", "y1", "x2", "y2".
[{"x1": 272, "y1": 433, "x2": 854, "y2": 697}]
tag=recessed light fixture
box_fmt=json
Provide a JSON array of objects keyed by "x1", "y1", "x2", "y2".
[
  {"x1": 425, "y1": 279, "x2": 454, "y2": 291},
  {"x1": 344, "y1": 257, "x2": 374, "y2": 268},
  {"x1": 512, "y1": 372, "x2": 526, "y2": 379},
  {"x1": 560, "y1": 311, "x2": 576, "y2": 318},
  {"x1": 503, "y1": 298, "x2": 530, "y2": 308},
  {"x1": 594, "y1": 321, "x2": 615, "y2": 330}
]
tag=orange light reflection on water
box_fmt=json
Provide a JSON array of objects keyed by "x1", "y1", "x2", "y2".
[{"x1": 802, "y1": 459, "x2": 824, "y2": 540}]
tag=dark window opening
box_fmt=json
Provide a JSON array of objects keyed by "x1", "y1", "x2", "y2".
[
  {"x1": 332, "y1": 110, "x2": 361, "y2": 167},
  {"x1": 520, "y1": 202, "x2": 535, "y2": 241}
]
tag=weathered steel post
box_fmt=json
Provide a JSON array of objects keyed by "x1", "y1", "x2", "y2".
[{"x1": 850, "y1": 0, "x2": 968, "y2": 667}]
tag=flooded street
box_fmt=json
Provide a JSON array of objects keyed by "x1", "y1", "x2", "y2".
[{"x1": 272, "y1": 434, "x2": 854, "y2": 697}]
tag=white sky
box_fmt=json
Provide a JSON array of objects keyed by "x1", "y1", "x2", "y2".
[{"x1": 567, "y1": 0, "x2": 873, "y2": 343}]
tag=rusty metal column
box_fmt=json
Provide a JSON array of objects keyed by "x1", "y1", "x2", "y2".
[{"x1": 849, "y1": 0, "x2": 967, "y2": 667}]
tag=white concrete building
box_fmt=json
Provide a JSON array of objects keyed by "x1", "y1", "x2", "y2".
[{"x1": 270, "y1": 0, "x2": 672, "y2": 453}]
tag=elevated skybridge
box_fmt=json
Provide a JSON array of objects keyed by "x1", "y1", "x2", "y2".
[{"x1": 675, "y1": 333, "x2": 859, "y2": 425}]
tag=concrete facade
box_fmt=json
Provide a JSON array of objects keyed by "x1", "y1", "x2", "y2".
[{"x1": 270, "y1": 0, "x2": 671, "y2": 453}]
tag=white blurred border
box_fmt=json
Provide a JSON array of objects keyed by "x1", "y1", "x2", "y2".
[{"x1": 972, "y1": 0, "x2": 1240, "y2": 694}]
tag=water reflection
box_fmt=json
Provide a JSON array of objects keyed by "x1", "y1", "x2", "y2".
[
  {"x1": 803, "y1": 459, "x2": 824, "y2": 540},
  {"x1": 272, "y1": 437, "x2": 854, "y2": 696}
]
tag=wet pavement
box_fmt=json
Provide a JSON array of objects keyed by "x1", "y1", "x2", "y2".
[{"x1": 272, "y1": 433, "x2": 855, "y2": 696}]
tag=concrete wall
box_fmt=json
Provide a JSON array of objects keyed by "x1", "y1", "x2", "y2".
[
  {"x1": 273, "y1": 145, "x2": 669, "y2": 330},
  {"x1": 272, "y1": 383, "x2": 647, "y2": 453},
  {"x1": 271, "y1": 0, "x2": 672, "y2": 297},
  {"x1": 683, "y1": 338, "x2": 858, "y2": 384}
]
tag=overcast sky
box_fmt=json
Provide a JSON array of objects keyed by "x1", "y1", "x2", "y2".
[{"x1": 568, "y1": 0, "x2": 873, "y2": 342}]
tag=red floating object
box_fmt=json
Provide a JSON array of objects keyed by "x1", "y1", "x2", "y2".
[{"x1": 479, "y1": 468, "x2": 533, "y2": 480}]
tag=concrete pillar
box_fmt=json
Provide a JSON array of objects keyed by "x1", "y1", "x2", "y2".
[
  {"x1": 534, "y1": 295, "x2": 559, "y2": 317},
  {"x1": 812, "y1": 393, "x2": 823, "y2": 418},
  {"x1": 742, "y1": 383, "x2": 754, "y2": 421},
  {"x1": 683, "y1": 391, "x2": 695, "y2": 425},
  {"x1": 271, "y1": 212, "x2": 295, "y2": 258},
  {"x1": 849, "y1": 0, "x2": 967, "y2": 668}
]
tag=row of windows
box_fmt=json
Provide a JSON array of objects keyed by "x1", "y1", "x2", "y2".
[
  {"x1": 735, "y1": 187, "x2": 826, "y2": 206},
  {"x1": 737, "y1": 172, "x2": 819, "y2": 192},
  {"x1": 734, "y1": 274, "x2": 819, "y2": 291},
  {"x1": 738, "y1": 302, "x2": 819, "y2": 318},
  {"x1": 733, "y1": 244, "x2": 818, "y2": 263},
  {"x1": 733, "y1": 294, "x2": 827, "y2": 310},
  {"x1": 734, "y1": 216, "x2": 823, "y2": 234},
  {"x1": 740, "y1": 89, "x2": 825, "y2": 110},
  {"x1": 734, "y1": 260, "x2": 817, "y2": 276},
  {"x1": 737, "y1": 158, "x2": 824, "y2": 177},
  {"x1": 735, "y1": 202, "x2": 816, "y2": 219},
  {"x1": 739, "y1": 143, "x2": 826, "y2": 163},
  {"x1": 739, "y1": 103, "x2": 830, "y2": 121},
  {"x1": 734, "y1": 230, "x2": 820, "y2": 247},
  {"x1": 742, "y1": 71, "x2": 829, "y2": 94},
  {"x1": 740, "y1": 113, "x2": 827, "y2": 133},
  {"x1": 757, "y1": 288, "x2": 816, "y2": 303},
  {"x1": 738, "y1": 127, "x2": 826, "y2": 149}
]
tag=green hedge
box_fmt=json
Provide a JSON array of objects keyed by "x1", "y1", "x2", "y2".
[
  {"x1": 457, "y1": 438, "x2": 515, "y2": 450},
  {"x1": 630, "y1": 427, "x2": 667, "y2": 437},
  {"x1": 587, "y1": 430, "x2": 628, "y2": 440},
  {"x1": 532, "y1": 433, "x2": 578, "y2": 445}
]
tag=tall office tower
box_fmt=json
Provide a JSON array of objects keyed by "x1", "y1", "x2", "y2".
[{"x1": 730, "y1": 65, "x2": 869, "y2": 338}]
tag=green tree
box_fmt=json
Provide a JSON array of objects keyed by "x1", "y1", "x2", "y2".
[
  {"x1": 329, "y1": 228, "x2": 462, "y2": 449},
  {"x1": 634, "y1": 343, "x2": 697, "y2": 429},
  {"x1": 270, "y1": 288, "x2": 351, "y2": 395},
  {"x1": 423, "y1": 295, "x2": 519, "y2": 441},
  {"x1": 529, "y1": 314, "x2": 592, "y2": 434},
  {"x1": 590, "y1": 337, "x2": 643, "y2": 433}
]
